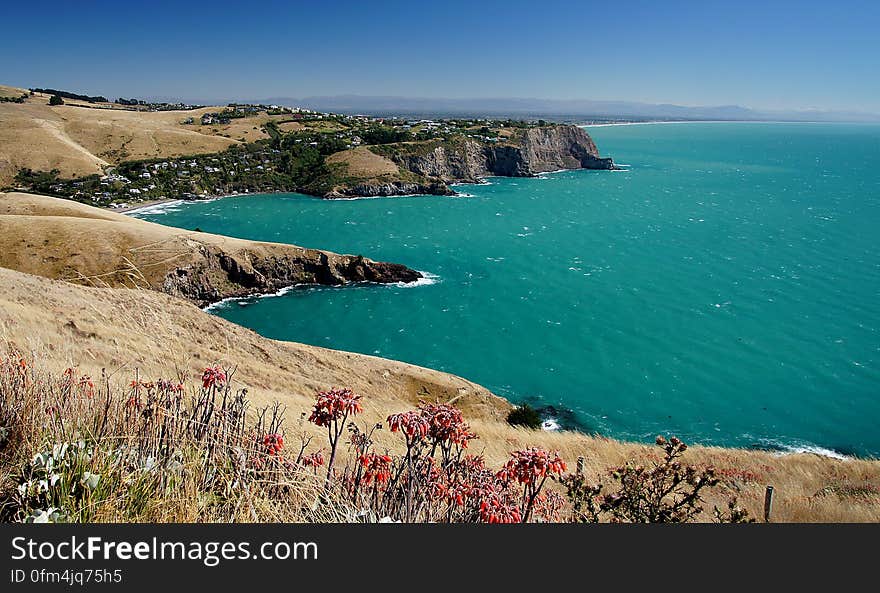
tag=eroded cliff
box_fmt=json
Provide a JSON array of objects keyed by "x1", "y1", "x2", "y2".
[
  {"x1": 329, "y1": 125, "x2": 614, "y2": 197},
  {"x1": 0, "y1": 192, "x2": 421, "y2": 307}
]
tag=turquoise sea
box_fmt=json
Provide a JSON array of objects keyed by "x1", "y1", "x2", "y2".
[{"x1": 135, "y1": 122, "x2": 880, "y2": 458}]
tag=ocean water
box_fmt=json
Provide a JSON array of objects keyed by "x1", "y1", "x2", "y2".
[{"x1": 135, "y1": 122, "x2": 880, "y2": 457}]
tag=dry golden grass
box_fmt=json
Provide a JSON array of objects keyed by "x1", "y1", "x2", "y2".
[
  {"x1": 0, "y1": 192, "x2": 366, "y2": 294},
  {"x1": 1, "y1": 263, "x2": 878, "y2": 521},
  {"x1": 326, "y1": 146, "x2": 400, "y2": 177},
  {"x1": 0, "y1": 85, "x2": 27, "y2": 98},
  {"x1": 193, "y1": 113, "x2": 299, "y2": 143},
  {"x1": 0, "y1": 96, "x2": 261, "y2": 185},
  {"x1": 277, "y1": 121, "x2": 305, "y2": 133}
]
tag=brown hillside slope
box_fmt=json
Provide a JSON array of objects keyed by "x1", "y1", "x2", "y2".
[
  {"x1": 1, "y1": 266, "x2": 878, "y2": 521},
  {"x1": 0, "y1": 85, "x2": 27, "y2": 99},
  {"x1": 0, "y1": 192, "x2": 420, "y2": 306},
  {"x1": 0, "y1": 97, "x2": 252, "y2": 185}
]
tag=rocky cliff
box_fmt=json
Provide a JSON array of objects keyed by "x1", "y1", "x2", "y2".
[
  {"x1": 345, "y1": 125, "x2": 614, "y2": 197},
  {"x1": 162, "y1": 244, "x2": 421, "y2": 306},
  {"x1": 0, "y1": 192, "x2": 422, "y2": 308}
]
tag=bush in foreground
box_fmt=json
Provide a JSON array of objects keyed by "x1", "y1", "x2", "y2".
[{"x1": 0, "y1": 352, "x2": 750, "y2": 523}]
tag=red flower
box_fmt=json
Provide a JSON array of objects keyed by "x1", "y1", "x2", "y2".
[
  {"x1": 156, "y1": 378, "x2": 185, "y2": 395},
  {"x1": 479, "y1": 492, "x2": 522, "y2": 524},
  {"x1": 308, "y1": 388, "x2": 363, "y2": 427},
  {"x1": 262, "y1": 433, "x2": 284, "y2": 456},
  {"x1": 302, "y1": 451, "x2": 325, "y2": 468},
  {"x1": 359, "y1": 453, "x2": 393, "y2": 485},
  {"x1": 77, "y1": 376, "x2": 95, "y2": 398},
  {"x1": 387, "y1": 410, "x2": 429, "y2": 441},
  {"x1": 498, "y1": 448, "x2": 567, "y2": 486},
  {"x1": 201, "y1": 365, "x2": 227, "y2": 390},
  {"x1": 420, "y1": 403, "x2": 477, "y2": 448}
]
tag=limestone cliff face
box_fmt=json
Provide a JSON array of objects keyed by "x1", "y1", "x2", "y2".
[
  {"x1": 392, "y1": 140, "x2": 492, "y2": 183},
  {"x1": 495, "y1": 125, "x2": 615, "y2": 175},
  {"x1": 341, "y1": 125, "x2": 614, "y2": 198}
]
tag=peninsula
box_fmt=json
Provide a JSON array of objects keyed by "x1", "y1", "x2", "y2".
[{"x1": 1, "y1": 85, "x2": 614, "y2": 206}]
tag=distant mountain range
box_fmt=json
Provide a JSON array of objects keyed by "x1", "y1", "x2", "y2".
[
  {"x1": 262, "y1": 96, "x2": 880, "y2": 123},
  {"x1": 143, "y1": 93, "x2": 880, "y2": 123}
]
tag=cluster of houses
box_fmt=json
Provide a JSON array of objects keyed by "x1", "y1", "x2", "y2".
[
  {"x1": 195, "y1": 103, "x2": 323, "y2": 126},
  {"x1": 48, "y1": 145, "x2": 293, "y2": 206}
]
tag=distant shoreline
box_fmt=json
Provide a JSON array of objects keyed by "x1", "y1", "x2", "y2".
[
  {"x1": 111, "y1": 191, "x2": 258, "y2": 215},
  {"x1": 580, "y1": 119, "x2": 854, "y2": 127},
  {"x1": 111, "y1": 198, "x2": 179, "y2": 213}
]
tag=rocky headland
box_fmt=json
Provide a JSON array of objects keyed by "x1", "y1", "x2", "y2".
[
  {"x1": 328, "y1": 125, "x2": 615, "y2": 198},
  {"x1": 0, "y1": 192, "x2": 421, "y2": 308}
]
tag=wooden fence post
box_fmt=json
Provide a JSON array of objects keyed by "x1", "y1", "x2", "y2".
[{"x1": 763, "y1": 485, "x2": 774, "y2": 523}]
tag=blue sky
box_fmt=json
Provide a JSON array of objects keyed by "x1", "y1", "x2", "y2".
[{"x1": 2, "y1": 0, "x2": 879, "y2": 113}]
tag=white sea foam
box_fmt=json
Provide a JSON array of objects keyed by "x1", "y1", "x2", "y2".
[
  {"x1": 395, "y1": 271, "x2": 440, "y2": 288},
  {"x1": 326, "y1": 194, "x2": 416, "y2": 201},
  {"x1": 774, "y1": 444, "x2": 850, "y2": 460},
  {"x1": 202, "y1": 283, "x2": 299, "y2": 312},
  {"x1": 541, "y1": 417, "x2": 561, "y2": 431},
  {"x1": 203, "y1": 272, "x2": 440, "y2": 312},
  {"x1": 536, "y1": 169, "x2": 571, "y2": 179},
  {"x1": 753, "y1": 437, "x2": 851, "y2": 460},
  {"x1": 124, "y1": 200, "x2": 184, "y2": 217}
]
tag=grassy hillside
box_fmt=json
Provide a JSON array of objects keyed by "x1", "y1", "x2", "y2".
[
  {"x1": 0, "y1": 264, "x2": 878, "y2": 521},
  {"x1": 0, "y1": 192, "x2": 419, "y2": 305},
  {"x1": 0, "y1": 93, "x2": 271, "y2": 186}
]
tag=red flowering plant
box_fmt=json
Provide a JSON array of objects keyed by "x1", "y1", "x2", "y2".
[
  {"x1": 263, "y1": 433, "x2": 284, "y2": 456},
  {"x1": 308, "y1": 388, "x2": 363, "y2": 484},
  {"x1": 479, "y1": 489, "x2": 522, "y2": 524},
  {"x1": 343, "y1": 421, "x2": 392, "y2": 506},
  {"x1": 301, "y1": 451, "x2": 325, "y2": 474},
  {"x1": 419, "y1": 403, "x2": 477, "y2": 467},
  {"x1": 386, "y1": 409, "x2": 432, "y2": 521},
  {"x1": 360, "y1": 453, "x2": 394, "y2": 486},
  {"x1": 442, "y1": 454, "x2": 493, "y2": 521},
  {"x1": 497, "y1": 447, "x2": 566, "y2": 523},
  {"x1": 156, "y1": 379, "x2": 185, "y2": 397},
  {"x1": 201, "y1": 365, "x2": 227, "y2": 391},
  {"x1": 59, "y1": 367, "x2": 96, "y2": 402},
  {"x1": 387, "y1": 410, "x2": 429, "y2": 446},
  {"x1": 382, "y1": 403, "x2": 482, "y2": 522}
]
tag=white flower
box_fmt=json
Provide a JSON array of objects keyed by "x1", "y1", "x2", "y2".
[{"x1": 80, "y1": 472, "x2": 100, "y2": 490}]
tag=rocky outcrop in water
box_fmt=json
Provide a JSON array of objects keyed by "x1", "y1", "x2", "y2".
[
  {"x1": 162, "y1": 244, "x2": 422, "y2": 307},
  {"x1": 323, "y1": 181, "x2": 454, "y2": 199}
]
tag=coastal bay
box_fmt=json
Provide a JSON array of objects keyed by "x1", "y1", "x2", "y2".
[{"x1": 138, "y1": 122, "x2": 880, "y2": 457}]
